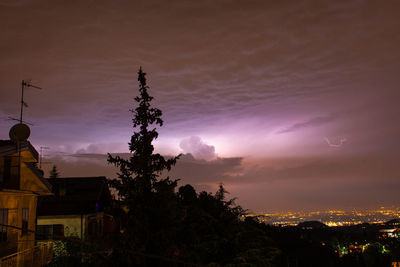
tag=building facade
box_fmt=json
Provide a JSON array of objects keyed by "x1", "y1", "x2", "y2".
[
  {"x1": 0, "y1": 140, "x2": 52, "y2": 258},
  {"x1": 37, "y1": 177, "x2": 114, "y2": 241}
]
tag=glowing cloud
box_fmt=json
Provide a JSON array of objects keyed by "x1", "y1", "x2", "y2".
[{"x1": 179, "y1": 136, "x2": 217, "y2": 160}]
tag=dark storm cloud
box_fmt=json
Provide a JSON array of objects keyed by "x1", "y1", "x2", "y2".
[
  {"x1": 2, "y1": 0, "x2": 400, "y2": 211},
  {"x1": 44, "y1": 151, "x2": 400, "y2": 212},
  {"x1": 170, "y1": 154, "x2": 243, "y2": 184},
  {"x1": 42, "y1": 152, "x2": 243, "y2": 193},
  {"x1": 68, "y1": 153, "x2": 109, "y2": 160},
  {"x1": 2, "y1": 0, "x2": 399, "y2": 130},
  {"x1": 42, "y1": 153, "x2": 117, "y2": 178},
  {"x1": 75, "y1": 143, "x2": 127, "y2": 154},
  {"x1": 0, "y1": 0, "x2": 30, "y2": 7}
]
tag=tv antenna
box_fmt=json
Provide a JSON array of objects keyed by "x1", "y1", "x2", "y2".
[
  {"x1": 7, "y1": 80, "x2": 43, "y2": 188},
  {"x1": 7, "y1": 117, "x2": 33, "y2": 126},
  {"x1": 19, "y1": 80, "x2": 42, "y2": 123},
  {"x1": 39, "y1": 146, "x2": 50, "y2": 169}
]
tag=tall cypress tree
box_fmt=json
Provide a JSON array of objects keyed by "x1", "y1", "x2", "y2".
[
  {"x1": 107, "y1": 67, "x2": 180, "y2": 265},
  {"x1": 49, "y1": 165, "x2": 60, "y2": 178}
]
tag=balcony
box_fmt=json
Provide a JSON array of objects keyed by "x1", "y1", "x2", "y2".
[{"x1": 0, "y1": 241, "x2": 53, "y2": 267}]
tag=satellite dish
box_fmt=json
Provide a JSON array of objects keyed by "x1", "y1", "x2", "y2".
[{"x1": 9, "y1": 123, "x2": 30, "y2": 142}]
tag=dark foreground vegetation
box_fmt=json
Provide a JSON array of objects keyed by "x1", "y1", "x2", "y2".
[{"x1": 48, "y1": 69, "x2": 400, "y2": 267}]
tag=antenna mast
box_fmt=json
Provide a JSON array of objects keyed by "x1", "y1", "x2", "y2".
[
  {"x1": 39, "y1": 146, "x2": 50, "y2": 169},
  {"x1": 20, "y1": 80, "x2": 42, "y2": 123}
]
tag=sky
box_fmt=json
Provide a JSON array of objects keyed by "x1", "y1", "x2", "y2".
[{"x1": 1, "y1": 0, "x2": 400, "y2": 213}]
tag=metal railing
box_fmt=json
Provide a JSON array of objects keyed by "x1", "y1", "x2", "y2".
[{"x1": 0, "y1": 241, "x2": 53, "y2": 267}]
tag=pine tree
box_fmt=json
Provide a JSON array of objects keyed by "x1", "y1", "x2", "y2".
[
  {"x1": 105, "y1": 68, "x2": 280, "y2": 266},
  {"x1": 49, "y1": 165, "x2": 59, "y2": 178},
  {"x1": 107, "y1": 67, "x2": 180, "y2": 265}
]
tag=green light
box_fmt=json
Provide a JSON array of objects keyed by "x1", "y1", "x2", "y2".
[{"x1": 381, "y1": 245, "x2": 390, "y2": 254}]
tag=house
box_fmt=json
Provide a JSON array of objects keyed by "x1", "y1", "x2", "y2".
[
  {"x1": 37, "y1": 177, "x2": 114, "y2": 241},
  {"x1": 0, "y1": 140, "x2": 53, "y2": 258}
]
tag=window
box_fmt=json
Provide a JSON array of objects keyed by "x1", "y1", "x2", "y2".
[
  {"x1": 0, "y1": 156, "x2": 19, "y2": 188},
  {"x1": 0, "y1": 156, "x2": 11, "y2": 184},
  {"x1": 0, "y1": 209, "x2": 8, "y2": 242},
  {"x1": 22, "y1": 208, "x2": 28, "y2": 235},
  {"x1": 88, "y1": 215, "x2": 103, "y2": 237},
  {"x1": 88, "y1": 220, "x2": 97, "y2": 236},
  {"x1": 36, "y1": 225, "x2": 64, "y2": 240}
]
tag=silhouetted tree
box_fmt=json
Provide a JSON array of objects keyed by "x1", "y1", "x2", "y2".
[
  {"x1": 107, "y1": 67, "x2": 180, "y2": 265},
  {"x1": 49, "y1": 165, "x2": 60, "y2": 178},
  {"x1": 176, "y1": 184, "x2": 280, "y2": 266},
  {"x1": 105, "y1": 68, "x2": 280, "y2": 266}
]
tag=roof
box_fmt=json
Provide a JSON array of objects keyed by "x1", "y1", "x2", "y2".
[
  {"x1": 0, "y1": 140, "x2": 51, "y2": 193},
  {"x1": 0, "y1": 140, "x2": 38, "y2": 159},
  {"x1": 37, "y1": 177, "x2": 112, "y2": 216},
  {"x1": 25, "y1": 162, "x2": 52, "y2": 192}
]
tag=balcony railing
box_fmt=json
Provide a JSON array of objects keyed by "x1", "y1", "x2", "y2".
[{"x1": 0, "y1": 241, "x2": 53, "y2": 267}]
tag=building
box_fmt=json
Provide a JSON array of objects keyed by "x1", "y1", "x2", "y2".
[
  {"x1": 0, "y1": 140, "x2": 53, "y2": 259},
  {"x1": 379, "y1": 228, "x2": 400, "y2": 239},
  {"x1": 37, "y1": 177, "x2": 114, "y2": 241}
]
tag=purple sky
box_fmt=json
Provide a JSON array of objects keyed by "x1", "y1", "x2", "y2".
[{"x1": 1, "y1": 0, "x2": 400, "y2": 212}]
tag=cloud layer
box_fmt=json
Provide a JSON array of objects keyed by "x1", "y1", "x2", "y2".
[
  {"x1": 1, "y1": 0, "x2": 399, "y2": 158},
  {"x1": 1, "y1": 0, "x2": 400, "y2": 211},
  {"x1": 43, "y1": 152, "x2": 400, "y2": 213}
]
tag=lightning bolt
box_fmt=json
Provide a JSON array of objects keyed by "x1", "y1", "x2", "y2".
[{"x1": 324, "y1": 137, "x2": 347, "y2": 147}]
